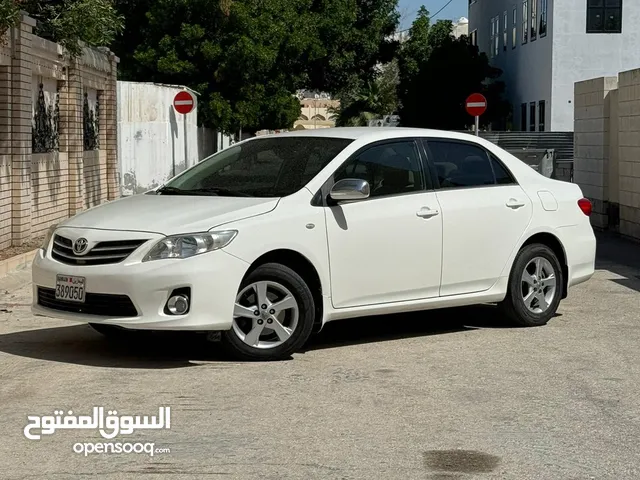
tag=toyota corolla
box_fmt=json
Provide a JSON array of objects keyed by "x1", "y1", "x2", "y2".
[{"x1": 32, "y1": 128, "x2": 596, "y2": 360}]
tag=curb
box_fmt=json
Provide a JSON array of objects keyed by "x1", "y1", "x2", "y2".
[{"x1": 0, "y1": 249, "x2": 39, "y2": 278}]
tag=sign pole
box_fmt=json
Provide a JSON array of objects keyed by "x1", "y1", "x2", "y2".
[
  {"x1": 182, "y1": 113, "x2": 187, "y2": 177},
  {"x1": 172, "y1": 89, "x2": 196, "y2": 177},
  {"x1": 475, "y1": 115, "x2": 479, "y2": 136}
]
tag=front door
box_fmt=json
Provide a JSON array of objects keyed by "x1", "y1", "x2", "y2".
[
  {"x1": 424, "y1": 139, "x2": 533, "y2": 297},
  {"x1": 324, "y1": 140, "x2": 443, "y2": 308}
]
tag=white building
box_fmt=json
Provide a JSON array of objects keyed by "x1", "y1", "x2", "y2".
[
  {"x1": 469, "y1": 0, "x2": 638, "y2": 132},
  {"x1": 453, "y1": 17, "x2": 469, "y2": 38}
]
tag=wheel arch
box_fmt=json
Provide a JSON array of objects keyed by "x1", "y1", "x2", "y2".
[
  {"x1": 519, "y1": 232, "x2": 569, "y2": 299},
  {"x1": 242, "y1": 249, "x2": 325, "y2": 332}
]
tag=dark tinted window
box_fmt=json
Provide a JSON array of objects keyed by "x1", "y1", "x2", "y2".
[
  {"x1": 490, "y1": 154, "x2": 516, "y2": 184},
  {"x1": 165, "y1": 137, "x2": 352, "y2": 197},
  {"x1": 427, "y1": 140, "x2": 496, "y2": 188},
  {"x1": 587, "y1": 0, "x2": 622, "y2": 33},
  {"x1": 334, "y1": 141, "x2": 425, "y2": 198}
]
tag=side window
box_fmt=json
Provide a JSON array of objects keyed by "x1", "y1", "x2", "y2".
[
  {"x1": 490, "y1": 154, "x2": 516, "y2": 184},
  {"x1": 426, "y1": 140, "x2": 496, "y2": 189},
  {"x1": 333, "y1": 141, "x2": 425, "y2": 198}
]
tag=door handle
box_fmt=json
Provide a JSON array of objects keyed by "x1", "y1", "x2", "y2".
[
  {"x1": 506, "y1": 198, "x2": 526, "y2": 209},
  {"x1": 416, "y1": 206, "x2": 439, "y2": 218}
]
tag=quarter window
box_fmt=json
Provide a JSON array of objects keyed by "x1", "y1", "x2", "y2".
[
  {"x1": 333, "y1": 141, "x2": 425, "y2": 198},
  {"x1": 490, "y1": 154, "x2": 516, "y2": 184},
  {"x1": 426, "y1": 141, "x2": 514, "y2": 188}
]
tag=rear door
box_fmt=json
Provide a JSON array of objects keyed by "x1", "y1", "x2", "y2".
[{"x1": 421, "y1": 138, "x2": 533, "y2": 297}]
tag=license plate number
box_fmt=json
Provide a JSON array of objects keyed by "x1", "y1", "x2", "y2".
[{"x1": 55, "y1": 275, "x2": 86, "y2": 303}]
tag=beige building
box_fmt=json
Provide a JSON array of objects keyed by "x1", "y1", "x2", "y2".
[
  {"x1": 0, "y1": 13, "x2": 119, "y2": 249},
  {"x1": 293, "y1": 91, "x2": 339, "y2": 130},
  {"x1": 573, "y1": 68, "x2": 640, "y2": 241}
]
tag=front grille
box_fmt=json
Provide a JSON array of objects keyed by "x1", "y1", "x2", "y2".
[
  {"x1": 37, "y1": 287, "x2": 138, "y2": 317},
  {"x1": 51, "y1": 235, "x2": 147, "y2": 265}
]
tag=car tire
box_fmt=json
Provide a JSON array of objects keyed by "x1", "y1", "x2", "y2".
[
  {"x1": 499, "y1": 243, "x2": 564, "y2": 327},
  {"x1": 221, "y1": 263, "x2": 315, "y2": 361}
]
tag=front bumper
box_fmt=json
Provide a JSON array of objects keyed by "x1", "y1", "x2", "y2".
[{"x1": 31, "y1": 230, "x2": 250, "y2": 331}]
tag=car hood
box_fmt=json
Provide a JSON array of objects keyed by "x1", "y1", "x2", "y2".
[{"x1": 60, "y1": 194, "x2": 280, "y2": 235}]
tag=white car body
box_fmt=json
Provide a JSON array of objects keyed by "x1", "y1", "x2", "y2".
[{"x1": 31, "y1": 128, "x2": 595, "y2": 344}]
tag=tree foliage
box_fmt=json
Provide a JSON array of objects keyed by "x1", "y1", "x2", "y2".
[
  {"x1": 397, "y1": 8, "x2": 510, "y2": 130},
  {"x1": 0, "y1": 0, "x2": 22, "y2": 43},
  {"x1": 331, "y1": 59, "x2": 400, "y2": 126},
  {"x1": 112, "y1": 0, "x2": 399, "y2": 133},
  {"x1": 2, "y1": 0, "x2": 124, "y2": 57}
]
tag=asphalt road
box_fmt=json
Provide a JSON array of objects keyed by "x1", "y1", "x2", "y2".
[{"x1": 1, "y1": 232, "x2": 639, "y2": 479}]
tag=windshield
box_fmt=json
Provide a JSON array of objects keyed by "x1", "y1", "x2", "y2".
[{"x1": 160, "y1": 136, "x2": 353, "y2": 197}]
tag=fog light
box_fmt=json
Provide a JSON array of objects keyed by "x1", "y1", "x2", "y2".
[{"x1": 167, "y1": 295, "x2": 189, "y2": 315}]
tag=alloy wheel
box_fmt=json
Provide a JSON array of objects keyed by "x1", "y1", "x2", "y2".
[
  {"x1": 232, "y1": 281, "x2": 300, "y2": 349},
  {"x1": 521, "y1": 257, "x2": 557, "y2": 314}
]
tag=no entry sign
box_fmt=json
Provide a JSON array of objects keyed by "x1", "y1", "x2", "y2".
[
  {"x1": 465, "y1": 93, "x2": 487, "y2": 117},
  {"x1": 173, "y1": 90, "x2": 195, "y2": 115}
]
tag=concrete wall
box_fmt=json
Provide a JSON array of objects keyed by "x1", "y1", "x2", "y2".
[
  {"x1": 574, "y1": 68, "x2": 640, "y2": 241},
  {"x1": 616, "y1": 69, "x2": 640, "y2": 239},
  {"x1": 573, "y1": 76, "x2": 618, "y2": 229},
  {"x1": 0, "y1": 14, "x2": 118, "y2": 249},
  {"x1": 117, "y1": 81, "x2": 233, "y2": 196}
]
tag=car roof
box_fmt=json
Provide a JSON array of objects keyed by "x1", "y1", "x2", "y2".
[{"x1": 266, "y1": 127, "x2": 480, "y2": 142}]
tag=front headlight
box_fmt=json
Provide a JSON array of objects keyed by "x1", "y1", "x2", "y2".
[
  {"x1": 42, "y1": 224, "x2": 58, "y2": 250},
  {"x1": 142, "y1": 230, "x2": 238, "y2": 262}
]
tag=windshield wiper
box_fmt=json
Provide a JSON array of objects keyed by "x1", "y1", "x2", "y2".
[
  {"x1": 155, "y1": 186, "x2": 185, "y2": 195},
  {"x1": 156, "y1": 186, "x2": 250, "y2": 197}
]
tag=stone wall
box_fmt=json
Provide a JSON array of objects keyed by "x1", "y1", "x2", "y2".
[
  {"x1": 0, "y1": 14, "x2": 118, "y2": 249},
  {"x1": 574, "y1": 69, "x2": 640, "y2": 241}
]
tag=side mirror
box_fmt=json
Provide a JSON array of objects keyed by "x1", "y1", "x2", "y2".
[{"x1": 329, "y1": 178, "x2": 370, "y2": 202}]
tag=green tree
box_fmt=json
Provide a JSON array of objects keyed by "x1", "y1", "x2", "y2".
[
  {"x1": 114, "y1": 0, "x2": 399, "y2": 133},
  {"x1": 331, "y1": 60, "x2": 400, "y2": 126},
  {"x1": 397, "y1": 8, "x2": 510, "y2": 130},
  {"x1": 14, "y1": 0, "x2": 124, "y2": 57},
  {"x1": 0, "y1": 0, "x2": 22, "y2": 43}
]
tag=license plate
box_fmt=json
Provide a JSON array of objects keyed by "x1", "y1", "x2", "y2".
[{"x1": 55, "y1": 275, "x2": 86, "y2": 303}]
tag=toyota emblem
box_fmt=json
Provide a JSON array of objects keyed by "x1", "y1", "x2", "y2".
[{"x1": 73, "y1": 238, "x2": 89, "y2": 255}]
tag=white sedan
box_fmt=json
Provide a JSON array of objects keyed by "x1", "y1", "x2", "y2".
[{"x1": 31, "y1": 128, "x2": 596, "y2": 360}]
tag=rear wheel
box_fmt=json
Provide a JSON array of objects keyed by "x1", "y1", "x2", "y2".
[
  {"x1": 221, "y1": 263, "x2": 315, "y2": 361},
  {"x1": 499, "y1": 243, "x2": 563, "y2": 327}
]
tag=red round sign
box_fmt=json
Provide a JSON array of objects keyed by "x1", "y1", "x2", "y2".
[
  {"x1": 173, "y1": 90, "x2": 195, "y2": 114},
  {"x1": 465, "y1": 93, "x2": 487, "y2": 117}
]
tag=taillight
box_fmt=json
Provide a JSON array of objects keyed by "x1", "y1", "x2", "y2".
[{"x1": 577, "y1": 198, "x2": 592, "y2": 216}]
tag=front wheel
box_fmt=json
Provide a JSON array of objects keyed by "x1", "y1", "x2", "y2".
[
  {"x1": 499, "y1": 243, "x2": 563, "y2": 327},
  {"x1": 221, "y1": 263, "x2": 316, "y2": 361}
]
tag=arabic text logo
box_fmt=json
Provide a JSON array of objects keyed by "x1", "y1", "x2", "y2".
[{"x1": 24, "y1": 406, "x2": 171, "y2": 440}]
